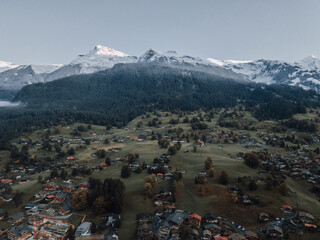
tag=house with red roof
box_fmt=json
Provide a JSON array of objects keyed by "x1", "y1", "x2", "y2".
[
  {"x1": 281, "y1": 205, "x2": 293, "y2": 215},
  {"x1": 55, "y1": 193, "x2": 66, "y2": 202},
  {"x1": 1, "y1": 179, "x2": 12, "y2": 186},
  {"x1": 63, "y1": 185, "x2": 74, "y2": 192},
  {"x1": 188, "y1": 213, "x2": 202, "y2": 226},
  {"x1": 79, "y1": 182, "x2": 88, "y2": 189},
  {"x1": 44, "y1": 182, "x2": 58, "y2": 191}
]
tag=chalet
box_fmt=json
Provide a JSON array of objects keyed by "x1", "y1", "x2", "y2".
[
  {"x1": 202, "y1": 229, "x2": 212, "y2": 240},
  {"x1": 221, "y1": 225, "x2": 233, "y2": 236},
  {"x1": 163, "y1": 205, "x2": 176, "y2": 213},
  {"x1": 136, "y1": 213, "x2": 153, "y2": 223},
  {"x1": 168, "y1": 211, "x2": 186, "y2": 226},
  {"x1": 2, "y1": 194, "x2": 13, "y2": 202},
  {"x1": 75, "y1": 222, "x2": 92, "y2": 237},
  {"x1": 228, "y1": 233, "x2": 246, "y2": 240},
  {"x1": 137, "y1": 223, "x2": 153, "y2": 240},
  {"x1": 203, "y1": 213, "x2": 218, "y2": 223},
  {"x1": 102, "y1": 214, "x2": 121, "y2": 227},
  {"x1": 242, "y1": 195, "x2": 252, "y2": 205},
  {"x1": 1, "y1": 179, "x2": 12, "y2": 186},
  {"x1": 46, "y1": 194, "x2": 56, "y2": 201},
  {"x1": 63, "y1": 185, "x2": 74, "y2": 192},
  {"x1": 281, "y1": 205, "x2": 293, "y2": 215},
  {"x1": 156, "y1": 173, "x2": 164, "y2": 179},
  {"x1": 204, "y1": 224, "x2": 222, "y2": 235},
  {"x1": 298, "y1": 211, "x2": 315, "y2": 223},
  {"x1": 164, "y1": 173, "x2": 173, "y2": 180},
  {"x1": 9, "y1": 212, "x2": 24, "y2": 223},
  {"x1": 251, "y1": 176, "x2": 264, "y2": 182},
  {"x1": 27, "y1": 215, "x2": 47, "y2": 227},
  {"x1": 79, "y1": 182, "x2": 88, "y2": 189},
  {"x1": 189, "y1": 228, "x2": 200, "y2": 239},
  {"x1": 26, "y1": 206, "x2": 39, "y2": 215},
  {"x1": 19, "y1": 177, "x2": 30, "y2": 184},
  {"x1": 43, "y1": 176, "x2": 51, "y2": 183},
  {"x1": 214, "y1": 237, "x2": 228, "y2": 240},
  {"x1": 44, "y1": 182, "x2": 58, "y2": 190},
  {"x1": 245, "y1": 231, "x2": 259, "y2": 240},
  {"x1": 59, "y1": 203, "x2": 72, "y2": 215},
  {"x1": 155, "y1": 222, "x2": 170, "y2": 239},
  {"x1": 228, "y1": 186, "x2": 240, "y2": 195},
  {"x1": 7, "y1": 225, "x2": 32, "y2": 240},
  {"x1": 55, "y1": 193, "x2": 66, "y2": 202},
  {"x1": 266, "y1": 225, "x2": 283, "y2": 239},
  {"x1": 259, "y1": 212, "x2": 269, "y2": 222},
  {"x1": 188, "y1": 213, "x2": 202, "y2": 226},
  {"x1": 24, "y1": 202, "x2": 37, "y2": 209}
]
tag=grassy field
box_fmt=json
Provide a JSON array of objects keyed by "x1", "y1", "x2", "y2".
[{"x1": 1, "y1": 110, "x2": 320, "y2": 239}]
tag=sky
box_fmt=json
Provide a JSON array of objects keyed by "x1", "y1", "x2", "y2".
[{"x1": 0, "y1": 0, "x2": 320, "y2": 65}]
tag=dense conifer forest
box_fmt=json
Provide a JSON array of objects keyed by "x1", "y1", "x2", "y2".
[{"x1": 0, "y1": 63, "x2": 319, "y2": 142}]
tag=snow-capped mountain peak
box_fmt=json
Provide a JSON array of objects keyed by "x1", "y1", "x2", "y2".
[
  {"x1": 45, "y1": 45, "x2": 137, "y2": 81},
  {"x1": 139, "y1": 49, "x2": 206, "y2": 66},
  {"x1": 297, "y1": 55, "x2": 320, "y2": 71},
  {"x1": 89, "y1": 45, "x2": 129, "y2": 57},
  {"x1": 0, "y1": 60, "x2": 19, "y2": 73},
  {"x1": 138, "y1": 48, "x2": 159, "y2": 62}
]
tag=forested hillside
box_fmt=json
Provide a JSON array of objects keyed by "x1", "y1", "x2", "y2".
[{"x1": 0, "y1": 62, "x2": 318, "y2": 141}]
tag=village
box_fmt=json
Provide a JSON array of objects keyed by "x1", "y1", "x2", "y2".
[{"x1": 0, "y1": 109, "x2": 319, "y2": 239}]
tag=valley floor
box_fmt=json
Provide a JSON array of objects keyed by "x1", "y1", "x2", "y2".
[{"x1": 1, "y1": 109, "x2": 320, "y2": 239}]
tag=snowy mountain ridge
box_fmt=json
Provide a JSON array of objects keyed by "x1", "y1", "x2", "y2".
[
  {"x1": 0, "y1": 64, "x2": 62, "y2": 90},
  {"x1": 208, "y1": 56, "x2": 320, "y2": 92},
  {"x1": 1, "y1": 45, "x2": 320, "y2": 94},
  {"x1": 45, "y1": 46, "x2": 137, "y2": 81}
]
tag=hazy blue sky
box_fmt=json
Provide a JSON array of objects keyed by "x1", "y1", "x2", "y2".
[{"x1": 1, "y1": 0, "x2": 319, "y2": 65}]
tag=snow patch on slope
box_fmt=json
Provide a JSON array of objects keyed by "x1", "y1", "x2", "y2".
[{"x1": 207, "y1": 58, "x2": 252, "y2": 67}]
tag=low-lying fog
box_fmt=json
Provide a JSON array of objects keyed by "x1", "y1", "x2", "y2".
[{"x1": 0, "y1": 101, "x2": 21, "y2": 107}]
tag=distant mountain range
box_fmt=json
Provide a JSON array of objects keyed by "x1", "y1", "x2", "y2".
[
  {"x1": 1, "y1": 45, "x2": 320, "y2": 96},
  {"x1": 208, "y1": 56, "x2": 320, "y2": 92},
  {"x1": 1, "y1": 50, "x2": 319, "y2": 141}
]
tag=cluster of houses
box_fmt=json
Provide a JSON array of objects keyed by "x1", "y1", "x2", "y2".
[
  {"x1": 137, "y1": 209, "x2": 259, "y2": 240},
  {"x1": 257, "y1": 150, "x2": 320, "y2": 185},
  {"x1": 136, "y1": 208, "x2": 319, "y2": 240},
  {"x1": 148, "y1": 154, "x2": 171, "y2": 175},
  {"x1": 0, "y1": 178, "x2": 123, "y2": 240},
  {"x1": 0, "y1": 181, "x2": 89, "y2": 239}
]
